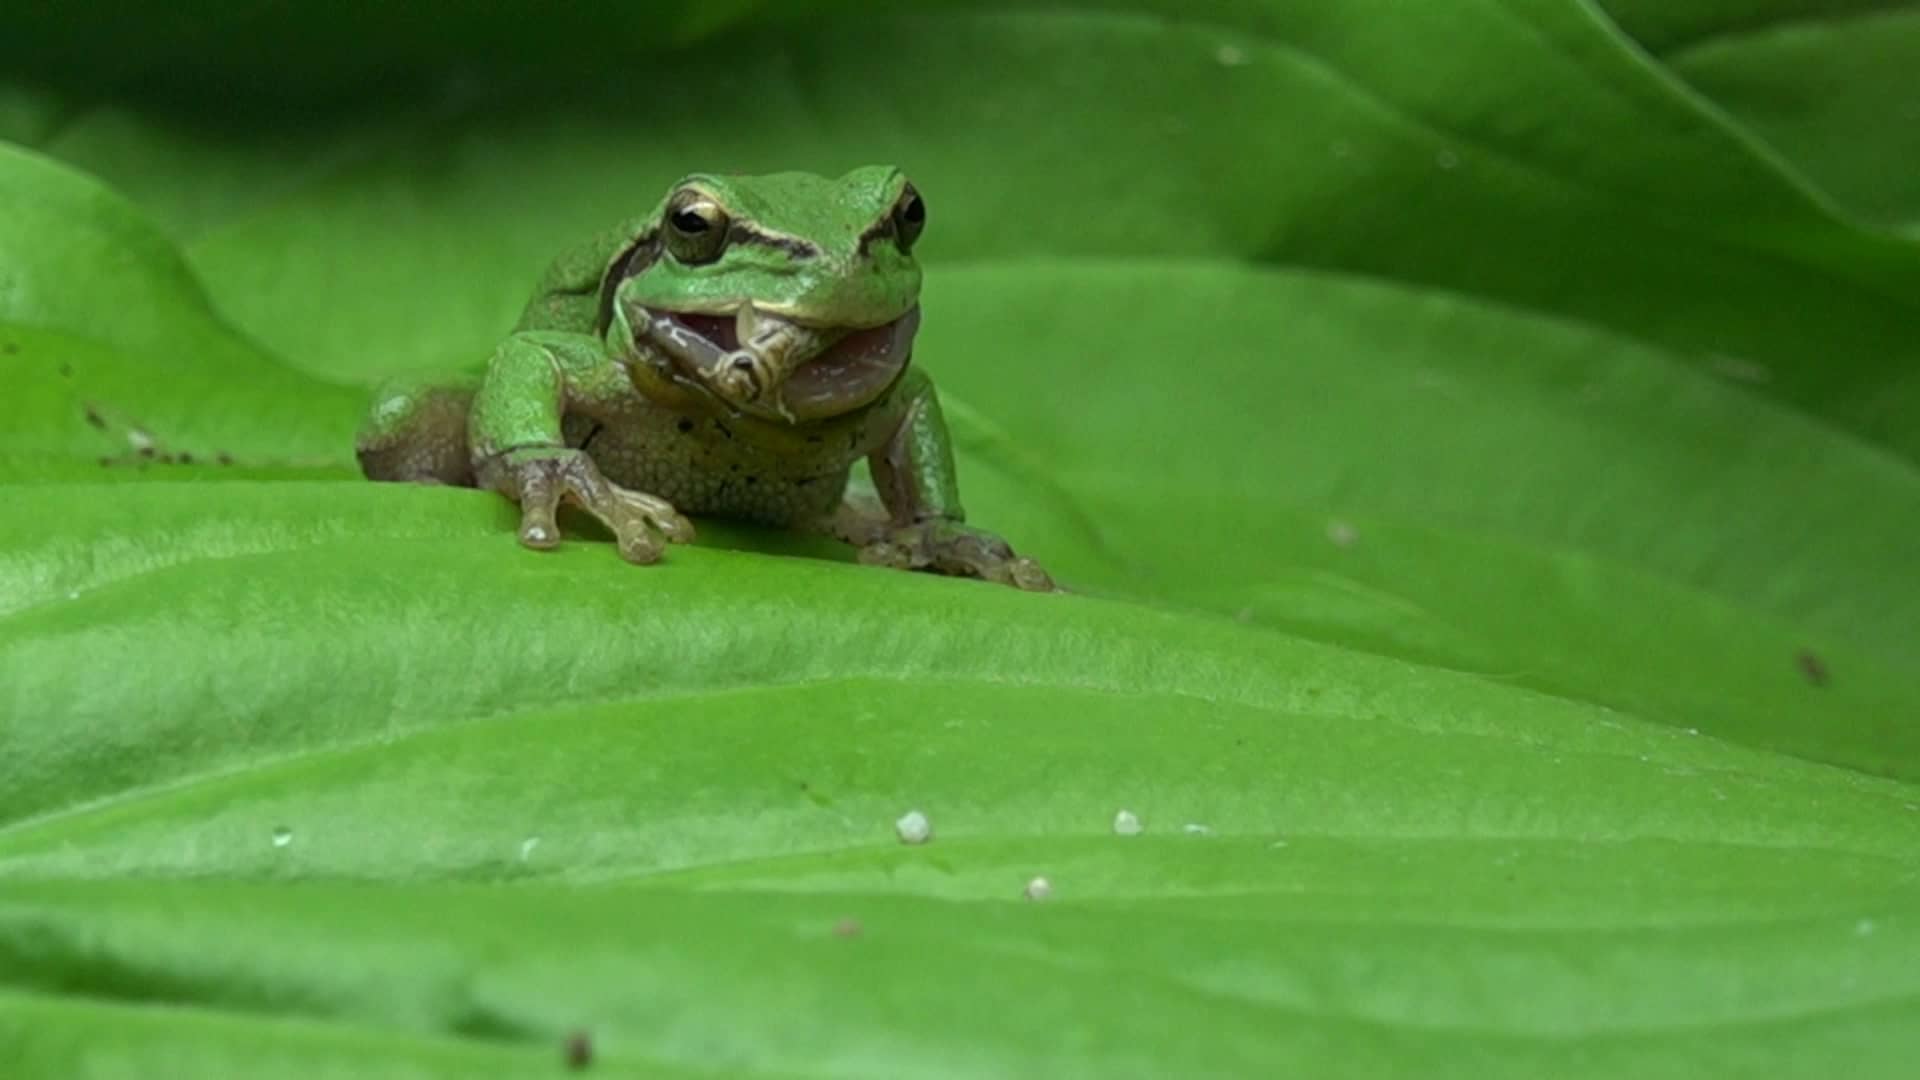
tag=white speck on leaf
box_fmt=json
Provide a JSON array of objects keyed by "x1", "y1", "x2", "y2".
[
  {"x1": 1436, "y1": 149, "x2": 1460, "y2": 170},
  {"x1": 519, "y1": 836, "x2": 540, "y2": 861},
  {"x1": 1215, "y1": 44, "x2": 1248, "y2": 67},
  {"x1": 271, "y1": 827, "x2": 293, "y2": 848},
  {"x1": 1113, "y1": 809, "x2": 1143, "y2": 836},
  {"x1": 126, "y1": 428, "x2": 155, "y2": 452},
  {"x1": 1856, "y1": 918, "x2": 1878, "y2": 936},
  {"x1": 1025, "y1": 877, "x2": 1054, "y2": 901},
  {"x1": 895, "y1": 810, "x2": 932, "y2": 845},
  {"x1": 1183, "y1": 823, "x2": 1213, "y2": 837},
  {"x1": 1327, "y1": 520, "x2": 1358, "y2": 547}
]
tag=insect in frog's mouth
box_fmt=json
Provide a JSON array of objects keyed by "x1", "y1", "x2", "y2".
[{"x1": 638, "y1": 305, "x2": 920, "y2": 422}]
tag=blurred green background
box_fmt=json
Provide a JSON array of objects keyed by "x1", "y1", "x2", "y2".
[{"x1": 3, "y1": 2, "x2": 1919, "y2": 1076}]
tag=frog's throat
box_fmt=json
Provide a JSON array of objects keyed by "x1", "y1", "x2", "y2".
[{"x1": 632, "y1": 304, "x2": 920, "y2": 423}]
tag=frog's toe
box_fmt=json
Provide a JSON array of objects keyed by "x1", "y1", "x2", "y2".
[
  {"x1": 512, "y1": 466, "x2": 565, "y2": 551},
  {"x1": 855, "y1": 536, "x2": 919, "y2": 571},
  {"x1": 1006, "y1": 556, "x2": 1056, "y2": 592},
  {"x1": 929, "y1": 531, "x2": 1055, "y2": 591},
  {"x1": 927, "y1": 533, "x2": 1038, "y2": 588},
  {"x1": 575, "y1": 481, "x2": 686, "y2": 565},
  {"x1": 859, "y1": 522, "x2": 1056, "y2": 591},
  {"x1": 613, "y1": 488, "x2": 696, "y2": 545},
  {"x1": 610, "y1": 520, "x2": 668, "y2": 565}
]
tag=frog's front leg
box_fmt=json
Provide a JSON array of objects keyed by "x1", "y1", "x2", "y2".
[
  {"x1": 469, "y1": 331, "x2": 694, "y2": 564},
  {"x1": 853, "y1": 370, "x2": 1053, "y2": 591}
]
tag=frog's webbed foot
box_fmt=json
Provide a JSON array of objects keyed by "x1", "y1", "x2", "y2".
[
  {"x1": 479, "y1": 447, "x2": 694, "y2": 564},
  {"x1": 857, "y1": 518, "x2": 1055, "y2": 592}
]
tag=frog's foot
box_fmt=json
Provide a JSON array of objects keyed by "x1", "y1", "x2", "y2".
[
  {"x1": 480, "y1": 447, "x2": 694, "y2": 564},
  {"x1": 857, "y1": 518, "x2": 1055, "y2": 592}
]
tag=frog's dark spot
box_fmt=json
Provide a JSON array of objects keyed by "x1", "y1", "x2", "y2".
[
  {"x1": 744, "y1": 474, "x2": 758, "y2": 485},
  {"x1": 178, "y1": 451, "x2": 195, "y2": 465},
  {"x1": 713, "y1": 420, "x2": 734, "y2": 440},
  {"x1": 83, "y1": 404, "x2": 106, "y2": 430},
  {"x1": 577, "y1": 423, "x2": 604, "y2": 453},
  {"x1": 805, "y1": 434, "x2": 823, "y2": 444},
  {"x1": 728, "y1": 463, "x2": 740, "y2": 473},
  {"x1": 563, "y1": 1030, "x2": 592, "y2": 1070},
  {"x1": 216, "y1": 452, "x2": 235, "y2": 466},
  {"x1": 795, "y1": 476, "x2": 816, "y2": 487},
  {"x1": 1796, "y1": 648, "x2": 1830, "y2": 688},
  {"x1": 676, "y1": 418, "x2": 694, "y2": 434}
]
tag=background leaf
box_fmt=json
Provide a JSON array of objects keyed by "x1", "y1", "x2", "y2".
[
  {"x1": 1602, "y1": 0, "x2": 1920, "y2": 232},
  {"x1": 2, "y1": 1, "x2": 1918, "y2": 1076}
]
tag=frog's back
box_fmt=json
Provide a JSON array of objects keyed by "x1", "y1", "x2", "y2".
[{"x1": 514, "y1": 216, "x2": 652, "y2": 334}]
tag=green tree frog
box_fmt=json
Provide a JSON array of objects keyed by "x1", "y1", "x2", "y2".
[{"x1": 357, "y1": 166, "x2": 1051, "y2": 590}]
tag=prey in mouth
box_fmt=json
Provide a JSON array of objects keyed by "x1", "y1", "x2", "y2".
[{"x1": 629, "y1": 303, "x2": 921, "y2": 423}]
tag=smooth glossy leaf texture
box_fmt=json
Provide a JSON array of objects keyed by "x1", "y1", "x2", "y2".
[
  {"x1": 3, "y1": 2, "x2": 1919, "y2": 1076},
  {"x1": 1604, "y1": 0, "x2": 1920, "y2": 232}
]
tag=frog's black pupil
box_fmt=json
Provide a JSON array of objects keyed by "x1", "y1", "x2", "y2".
[
  {"x1": 902, "y1": 196, "x2": 924, "y2": 224},
  {"x1": 672, "y1": 210, "x2": 710, "y2": 234}
]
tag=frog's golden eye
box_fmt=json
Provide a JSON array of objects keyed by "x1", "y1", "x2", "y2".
[
  {"x1": 893, "y1": 184, "x2": 926, "y2": 253},
  {"x1": 666, "y1": 197, "x2": 728, "y2": 264}
]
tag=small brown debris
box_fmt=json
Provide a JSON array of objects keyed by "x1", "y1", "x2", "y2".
[
  {"x1": 833, "y1": 917, "x2": 863, "y2": 938},
  {"x1": 59, "y1": 362, "x2": 72, "y2": 377},
  {"x1": 1796, "y1": 648, "x2": 1830, "y2": 688},
  {"x1": 83, "y1": 404, "x2": 106, "y2": 429},
  {"x1": 216, "y1": 452, "x2": 235, "y2": 466},
  {"x1": 563, "y1": 1030, "x2": 593, "y2": 1069},
  {"x1": 177, "y1": 451, "x2": 194, "y2": 465}
]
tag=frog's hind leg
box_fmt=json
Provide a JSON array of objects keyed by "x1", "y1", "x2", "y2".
[{"x1": 356, "y1": 377, "x2": 481, "y2": 486}]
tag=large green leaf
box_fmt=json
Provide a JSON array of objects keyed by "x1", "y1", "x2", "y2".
[
  {"x1": 3, "y1": 2, "x2": 1918, "y2": 1076},
  {"x1": 1603, "y1": 0, "x2": 1920, "y2": 232}
]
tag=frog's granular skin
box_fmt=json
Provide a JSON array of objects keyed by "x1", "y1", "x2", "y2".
[{"x1": 575, "y1": 398, "x2": 865, "y2": 527}]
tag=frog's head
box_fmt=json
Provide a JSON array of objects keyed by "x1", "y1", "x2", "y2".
[{"x1": 611, "y1": 165, "x2": 925, "y2": 423}]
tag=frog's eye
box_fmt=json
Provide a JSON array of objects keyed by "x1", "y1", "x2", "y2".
[
  {"x1": 893, "y1": 185, "x2": 926, "y2": 253},
  {"x1": 666, "y1": 198, "x2": 728, "y2": 264}
]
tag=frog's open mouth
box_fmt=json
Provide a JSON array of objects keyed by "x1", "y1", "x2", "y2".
[{"x1": 639, "y1": 306, "x2": 919, "y2": 422}]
